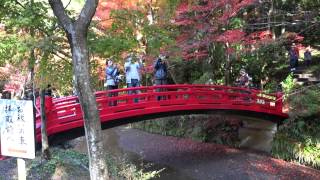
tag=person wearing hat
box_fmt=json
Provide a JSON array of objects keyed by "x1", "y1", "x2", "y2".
[{"x1": 236, "y1": 69, "x2": 251, "y2": 88}]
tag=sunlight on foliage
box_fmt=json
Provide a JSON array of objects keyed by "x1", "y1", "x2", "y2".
[{"x1": 280, "y1": 73, "x2": 295, "y2": 97}]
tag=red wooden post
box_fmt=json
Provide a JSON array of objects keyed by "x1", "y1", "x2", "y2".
[
  {"x1": 275, "y1": 92, "x2": 284, "y2": 113},
  {"x1": 44, "y1": 96, "x2": 57, "y2": 128}
]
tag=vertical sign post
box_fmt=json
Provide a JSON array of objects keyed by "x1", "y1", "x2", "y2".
[{"x1": 0, "y1": 99, "x2": 35, "y2": 180}]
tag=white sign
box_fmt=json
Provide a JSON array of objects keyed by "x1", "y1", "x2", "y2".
[{"x1": 0, "y1": 99, "x2": 35, "y2": 159}]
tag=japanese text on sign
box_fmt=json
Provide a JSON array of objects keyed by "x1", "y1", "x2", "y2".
[{"x1": 0, "y1": 99, "x2": 35, "y2": 159}]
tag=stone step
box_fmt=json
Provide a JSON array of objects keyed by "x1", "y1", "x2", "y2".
[
  {"x1": 296, "y1": 81, "x2": 320, "y2": 86},
  {"x1": 293, "y1": 69, "x2": 312, "y2": 74},
  {"x1": 294, "y1": 77, "x2": 320, "y2": 82},
  {"x1": 293, "y1": 73, "x2": 314, "y2": 79}
]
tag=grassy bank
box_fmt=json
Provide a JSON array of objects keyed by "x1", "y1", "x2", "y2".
[
  {"x1": 26, "y1": 148, "x2": 161, "y2": 180},
  {"x1": 272, "y1": 86, "x2": 320, "y2": 169}
]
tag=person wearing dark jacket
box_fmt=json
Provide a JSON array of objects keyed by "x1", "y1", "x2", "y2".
[
  {"x1": 154, "y1": 55, "x2": 168, "y2": 85},
  {"x1": 154, "y1": 55, "x2": 168, "y2": 100}
]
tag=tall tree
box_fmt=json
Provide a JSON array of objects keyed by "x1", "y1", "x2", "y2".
[{"x1": 48, "y1": 0, "x2": 109, "y2": 179}]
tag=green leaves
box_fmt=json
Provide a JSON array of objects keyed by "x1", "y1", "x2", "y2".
[
  {"x1": 91, "y1": 4, "x2": 176, "y2": 58},
  {"x1": 0, "y1": 34, "x2": 29, "y2": 65},
  {"x1": 273, "y1": 108, "x2": 320, "y2": 169}
]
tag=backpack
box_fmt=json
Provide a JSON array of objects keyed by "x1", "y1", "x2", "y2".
[
  {"x1": 155, "y1": 68, "x2": 166, "y2": 79},
  {"x1": 114, "y1": 75, "x2": 123, "y2": 84},
  {"x1": 106, "y1": 67, "x2": 122, "y2": 85},
  {"x1": 154, "y1": 60, "x2": 167, "y2": 80}
]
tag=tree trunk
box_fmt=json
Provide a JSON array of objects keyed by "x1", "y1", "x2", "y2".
[
  {"x1": 69, "y1": 32, "x2": 109, "y2": 179},
  {"x1": 48, "y1": 0, "x2": 109, "y2": 179},
  {"x1": 224, "y1": 43, "x2": 231, "y2": 85},
  {"x1": 40, "y1": 89, "x2": 50, "y2": 160}
]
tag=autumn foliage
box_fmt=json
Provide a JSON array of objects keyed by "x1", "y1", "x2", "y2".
[
  {"x1": 95, "y1": 0, "x2": 147, "y2": 29},
  {"x1": 0, "y1": 64, "x2": 25, "y2": 92},
  {"x1": 173, "y1": 0, "x2": 257, "y2": 60}
]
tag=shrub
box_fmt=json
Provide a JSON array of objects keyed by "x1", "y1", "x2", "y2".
[
  {"x1": 272, "y1": 116, "x2": 320, "y2": 168},
  {"x1": 272, "y1": 87, "x2": 320, "y2": 169}
]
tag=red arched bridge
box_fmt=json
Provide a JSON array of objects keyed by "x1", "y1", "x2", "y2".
[{"x1": 0, "y1": 85, "x2": 288, "y2": 159}]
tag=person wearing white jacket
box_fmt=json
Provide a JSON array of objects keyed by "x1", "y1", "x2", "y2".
[{"x1": 124, "y1": 54, "x2": 143, "y2": 102}]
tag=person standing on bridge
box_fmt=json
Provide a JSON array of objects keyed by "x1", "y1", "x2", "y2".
[
  {"x1": 154, "y1": 54, "x2": 168, "y2": 100},
  {"x1": 154, "y1": 54, "x2": 168, "y2": 86},
  {"x1": 235, "y1": 69, "x2": 251, "y2": 88},
  {"x1": 105, "y1": 58, "x2": 120, "y2": 106},
  {"x1": 45, "y1": 84, "x2": 53, "y2": 96},
  {"x1": 124, "y1": 53, "x2": 143, "y2": 102}
]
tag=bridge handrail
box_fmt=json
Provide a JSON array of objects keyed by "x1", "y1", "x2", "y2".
[
  {"x1": 36, "y1": 85, "x2": 286, "y2": 126},
  {"x1": 45, "y1": 85, "x2": 283, "y2": 117},
  {"x1": 37, "y1": 85, "x2": 283, "y2": 113}
]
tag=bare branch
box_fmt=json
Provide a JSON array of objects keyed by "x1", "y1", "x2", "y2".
[
  {"x1": 64, "y1": 0, "x2": 71, "y2": 10},
  {"x1": 48, "y1": 0, "x2": 73, "y2": 33},
  {"x1": 52, "y1": 51, "x2": 72, "y2": 65},
  {"x1": 76, "y1": 0, "x2": 98, "y2": 32},
  {"x1": 13, "y1": 0, "x2": 26, "y2": 9}
]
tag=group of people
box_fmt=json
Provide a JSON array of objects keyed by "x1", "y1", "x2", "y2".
[
  {"x1": 235, "y1": 44, "x2": 314, "y2": 89},
  {"x1": 104, "y1": 53, "x2": 168, "y2": 104},
  {"x1": 289, "y1": 44, "x2": 312, "y2": 71}
]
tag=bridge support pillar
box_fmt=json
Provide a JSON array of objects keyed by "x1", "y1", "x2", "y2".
[
  {"x1": 275, "y1": 92, "x2": 284, "y2": 114},
  {"x1": 0, "y1": 139, "x2": 6, "y2": 160}
]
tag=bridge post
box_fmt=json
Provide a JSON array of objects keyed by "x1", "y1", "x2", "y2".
[
  {"x1": 0, "y1": 139, "x2": 5, "y2": 160},
  {"x1": 44, "y1": 96, "x2": 56, "y2": 126},
  {"x1": 275, "y1": 92, "x2": 284, "y2": 113},
  {"x1": 187, "y1": 86, "x2": 198, "y2": 103}
]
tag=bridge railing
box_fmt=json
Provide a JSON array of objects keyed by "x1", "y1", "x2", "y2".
[
  {"x1": 33, "y1": 84, "x2": 286, "y2": 139},
  {"x1": 44, "y1": 85, "x2": 285, "y2": 115},
  {"x1": 1, "y1": 85, "x2": 286, "y2": 160}
]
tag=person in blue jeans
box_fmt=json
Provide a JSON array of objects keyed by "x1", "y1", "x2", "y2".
[{"x1": 124, "y1": 54, "x2": 143, "y2": 102}]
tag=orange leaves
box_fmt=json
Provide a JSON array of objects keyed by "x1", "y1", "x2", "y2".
[
  {"x1": 0, "y1": 64, "x2": 25, "y2": 92},
  {"x1": 95, "y1": 0, "x2": 145, "y2": 29}
]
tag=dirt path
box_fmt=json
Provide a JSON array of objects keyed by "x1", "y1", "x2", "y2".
[
  {"x1": 109, "y1": 127, "x2": 320, "y2": 180},
  {"x1": 0, "y1": 158, "x2": 17, "y2": 179},
  {"x1": 1, "y1": 126, "x2": 320, "y2": 179}
]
